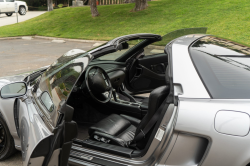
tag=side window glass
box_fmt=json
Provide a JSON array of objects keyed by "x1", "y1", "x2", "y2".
[
  {"x1": 51, "y1": 64, "x2": 82, "y2": 98},
  {"x1": 6, "y1": 0, "x2": 14, "y2": 2},
  {"x1": 40, "y1": 92, "x2": 54, "y2": 112},
  {"x1": 97, "y1": 39, "x2": 144, "y2": 61},
  {"x1": 0, "y1": 0, "x2": 4, "y2": 2}
]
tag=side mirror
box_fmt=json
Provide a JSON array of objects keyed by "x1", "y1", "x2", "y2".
[{"x1": 0, "y1": 82, "x2": 27, "y2": 99}]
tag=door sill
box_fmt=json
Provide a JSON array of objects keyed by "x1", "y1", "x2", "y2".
[{"x1": 68, "y1": 157, "x2": 101, "y2": 166}]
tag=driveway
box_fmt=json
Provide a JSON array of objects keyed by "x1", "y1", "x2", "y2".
[
  {"x1": 0, "y1": 38, "x2": 98, "y2": 77},
  {"x1": 0, "y1": 38, "x2": 99, "y2": 165},
  {"x1": 0, "y1": 11, "x2": 46, "y2": 27}
]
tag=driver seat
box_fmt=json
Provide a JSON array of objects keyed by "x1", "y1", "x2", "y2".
[{"x1": 88, "y1": 85, "x2": 170, "y2": 148}]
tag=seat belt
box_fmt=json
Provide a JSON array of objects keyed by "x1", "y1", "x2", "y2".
[{"x1": 133, "y1": 98, "x2": 169, "y2": 142}]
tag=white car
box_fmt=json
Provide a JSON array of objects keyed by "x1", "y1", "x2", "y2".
[{"x1": 0, "y1": 0, "x2": 28, "y2": 16}]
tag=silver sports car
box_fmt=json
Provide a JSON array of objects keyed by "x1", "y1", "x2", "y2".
[{"x1": 0, "y1": 28, "x2": 250, "y2": 166}]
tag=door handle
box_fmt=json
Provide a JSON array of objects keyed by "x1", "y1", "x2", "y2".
[{"x1": 151, "y1": 63, "x2": 166, "y2": 74}]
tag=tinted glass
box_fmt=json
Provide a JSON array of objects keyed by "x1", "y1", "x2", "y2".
[
  {"x1": 0, "y1": 0, "x2": 4, "y2": 2},
  {"x1": 6, "y1": 0, "x2": 14, "y2": 2},
  {"x1": 145, "y1": 27, "x2": 208, "y2": 56},
  {"x1": 38, "y1": 50, "x2": 91, "y2": 111},
  {"x1": 190, "y1": 36, "x2": 250, "y2": 99}
]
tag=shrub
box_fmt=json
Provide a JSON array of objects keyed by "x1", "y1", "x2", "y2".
[
  {"x1": 63, "y1": 91, "x2": 68, "y2": 96},
  {"x1": 59, "y1": 83, "x2": 66, "y2": 90},
  {"x1": 58, "y1": 4, "x2": 63, "y2": 8}
]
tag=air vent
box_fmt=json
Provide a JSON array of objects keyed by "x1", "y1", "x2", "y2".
[{"x1": 13, "y1": 99, "x2": 20, "y2": 137}]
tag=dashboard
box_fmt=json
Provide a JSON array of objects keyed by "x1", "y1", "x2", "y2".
[{"x1": 88, "y1": 61, "x2": 126, "y2": 89}]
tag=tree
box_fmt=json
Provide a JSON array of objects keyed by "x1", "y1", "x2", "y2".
[
  {"x1": 90, "y1": 0, "x2": 99, "y2": 17},
  {"x1": 133, "y1": 0, "x2": 148, "y2": 11},
  {"x1": 47, "y1": 0, "x2": 53, "y2": 11}
]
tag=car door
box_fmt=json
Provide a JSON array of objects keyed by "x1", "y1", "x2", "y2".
[
  {"x1": 125, "y1": 52, "x2": 168, "y2": 94},
  {"x1": 124, "y1": 38, "x2": 168, "y2": 94},
  {"x1": 0, "y1": 81, "x2": 76, "y2": 166},
  {"x1": 0, "y1": 0, "x2": 7, "y2": 12},
  {"x1": 16, "y1": 52, "x2": 87, "y2": 166},
  {"x1": 5, "y1": 0, "x2": 14, "y2": 12},
  {"x1": 18, "y1": 90, "x2": 77, "y2": 166},
  {"x1": 20, "y1": 50, "x2": 87, "y2": 166}
]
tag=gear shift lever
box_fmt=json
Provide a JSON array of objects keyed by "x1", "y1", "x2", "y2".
[{"x1": 112, "y1": 89, "x2": 118, "y2": 102}]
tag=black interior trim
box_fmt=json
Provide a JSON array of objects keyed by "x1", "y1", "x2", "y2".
[
  {"x1": 81, "y1": 139, "x2": 134, "y2": 158},
  {"x1": 73, "y1": 103, "x2": 174, "y2": 159},
  {"x1": 117, "y1": 39, "x2": 160, "y2": 62},
  {"x1": 106, "y1": 100, "x2": 142, "y2": 119},
  {"x1": 139, "y1": 64, "x2": 165, "y2": 80}
]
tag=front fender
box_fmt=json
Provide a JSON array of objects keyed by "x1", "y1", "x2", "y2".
[{"x1": 0, "y1": 98, "x2": 20, "y2": 148}]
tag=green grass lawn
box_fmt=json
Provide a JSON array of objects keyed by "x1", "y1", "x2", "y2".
[{"x1": 1, "y1": 0, "x2": 250, "y2": 45}]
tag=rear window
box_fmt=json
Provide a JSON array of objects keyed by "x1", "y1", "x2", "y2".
[{"x1": 190, "y1": 36, "x2": 250, "y2": 99}]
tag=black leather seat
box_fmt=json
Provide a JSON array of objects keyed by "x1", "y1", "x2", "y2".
[
  {"x1": 139, "y1": 97, "x2": 149, "y2": 110},
  {"x1": 117, "y1": 93, "x2": 149, "y2": 110},
  {"x1": 89, "y1": 86, "x2": 170, "y2": 148}
]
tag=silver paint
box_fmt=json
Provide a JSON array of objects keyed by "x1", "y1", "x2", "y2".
[
  {"x1": 214, "y1": 110, "x2": 250, "y2": 137},
  {"x1": 1, "y1": 32, "x2": 250, "y2": 166},
  {"x1": 171, "y1": 34, "x2": 210, "y2": 99},
  {"x1": 165, "y1": 133, "x2": 208, "y2": 165},
  {"x1": 175, "y1": 98, "x2": 250, "y2": 166},
  {"x1": 19, "y1": 94, "x2": 52, "y2": 166}
]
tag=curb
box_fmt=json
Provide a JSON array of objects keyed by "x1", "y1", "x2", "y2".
[
  {"x1": 0, "y1": 36, "x2": 107, "y2": 44},
  {"x1": 0, "y1": 36, "x2": 165, "y2": 50},
  {"x1": 0, "y1": 37, "x2": 22, "y2": 40},
  {"x1": 34, "y1": 36, "x2": 107, "y2": 43},
  {"x1": 33, "y1": 35, "x2": 107, "y2": 43}
]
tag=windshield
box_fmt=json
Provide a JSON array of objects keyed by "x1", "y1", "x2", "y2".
[{"x1": 94, "y1": 39, "x2": 144, "y2": 61}]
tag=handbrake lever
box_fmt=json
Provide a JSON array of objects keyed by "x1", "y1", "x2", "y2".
[
  {"x1": 112, "y1": 89, "x2": 118, "y2": 102},
  {"x1": 119, "y1": 85, "x2": 137, "y2": 103}
]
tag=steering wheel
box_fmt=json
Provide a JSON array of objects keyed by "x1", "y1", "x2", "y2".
[{"x1": 85, "y1": 66, "x2": 112, "y2": 103}]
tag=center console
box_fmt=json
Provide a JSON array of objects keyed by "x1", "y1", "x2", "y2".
[{"x1": 105, "y1": 89, "x2": 147, "y2": 119}]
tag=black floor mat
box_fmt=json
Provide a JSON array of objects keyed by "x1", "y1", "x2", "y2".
[
  {"x1": 73, "y1": 101, "x2": 107, "y2": 124},
  {"x1": 77, "y1": 124, "x2": 92, "y2": 140}
]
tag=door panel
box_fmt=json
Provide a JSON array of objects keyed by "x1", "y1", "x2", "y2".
[
  {"x1": 6, "y1": 0, "x2": 14, "y2": 12},
  {"x1": 19, "y1": 98, "x2": 53, "y2": 166},
  {"x1": 138, "y1": 53, "x2": 167, "y2": 74},
  {"x1": 0, "y1": 0, "x2": 7, "y2": 12},
  {"x1": 126, "y1": 53, "x2": 168, "y2": 93},
  {"x1": 17, "y1": 96, "x2": 77, "y2": 166}
]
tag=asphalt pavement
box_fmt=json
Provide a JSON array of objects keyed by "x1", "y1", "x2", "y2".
[
  {"x1": 0, "y1": 38, "x2": 98, "y2": 165},
  {"x1": 0, "y1": 11, "x2": 46, "y2": 27},
  {"x1": 0, "y1": 38, "x2": 97, "y2": 77}
]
